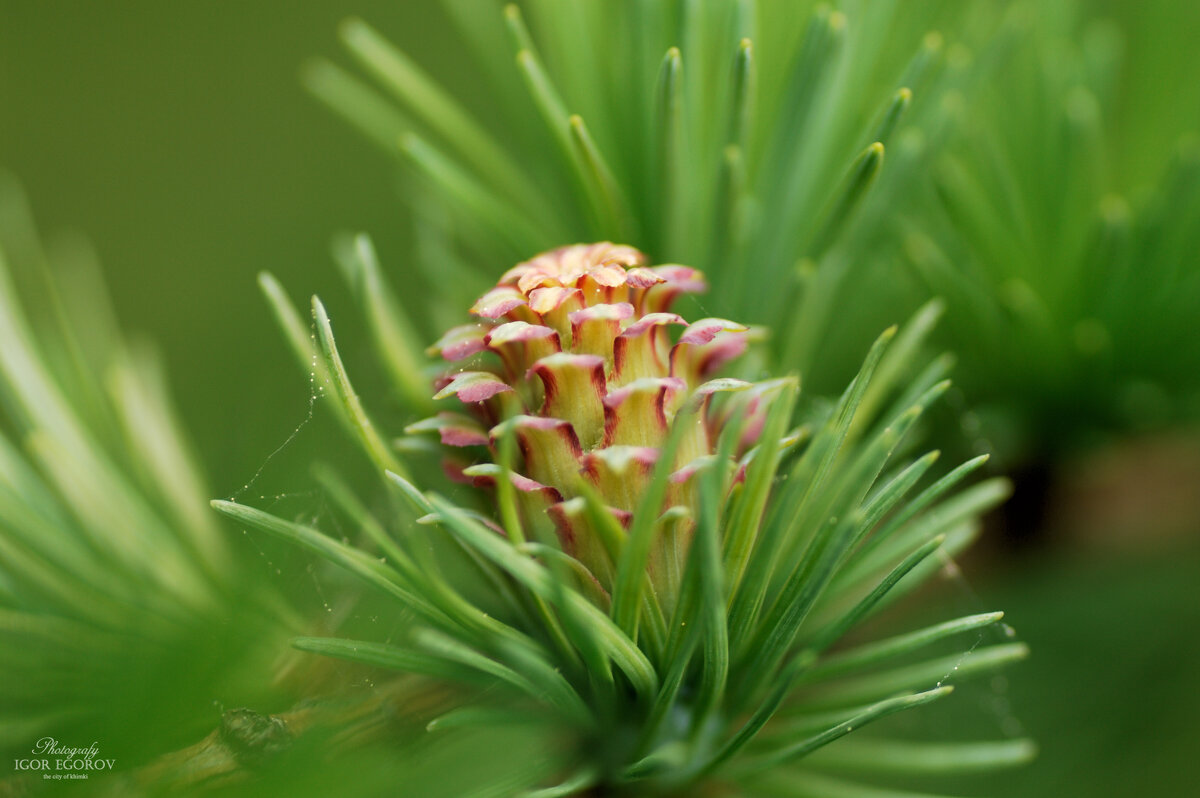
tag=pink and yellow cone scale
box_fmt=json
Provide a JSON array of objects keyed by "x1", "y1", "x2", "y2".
[{"x1": 410, "y1": 243, "x2": 781, "y2": 601}]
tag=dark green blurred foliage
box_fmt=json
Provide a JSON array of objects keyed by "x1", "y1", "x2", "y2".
[{"x1": 895, "y1": 2, "x2": 1200, "y2": 468}]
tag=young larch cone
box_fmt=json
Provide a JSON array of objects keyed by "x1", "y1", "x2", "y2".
[{"x1": 410, "y1": 243, "x2": 778, "y2": 602}]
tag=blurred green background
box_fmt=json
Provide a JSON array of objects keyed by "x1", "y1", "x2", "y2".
[
  {"x1": 0, "y1": 1, "x2": 442, "y2": 491},
  {"x1": 2, "y1": 1, "x2": 1198, "y2": 796}
]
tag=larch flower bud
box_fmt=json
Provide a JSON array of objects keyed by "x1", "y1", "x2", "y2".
[{"x1": 411, "y1": 243, "x2": 770, "y2": 600}]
